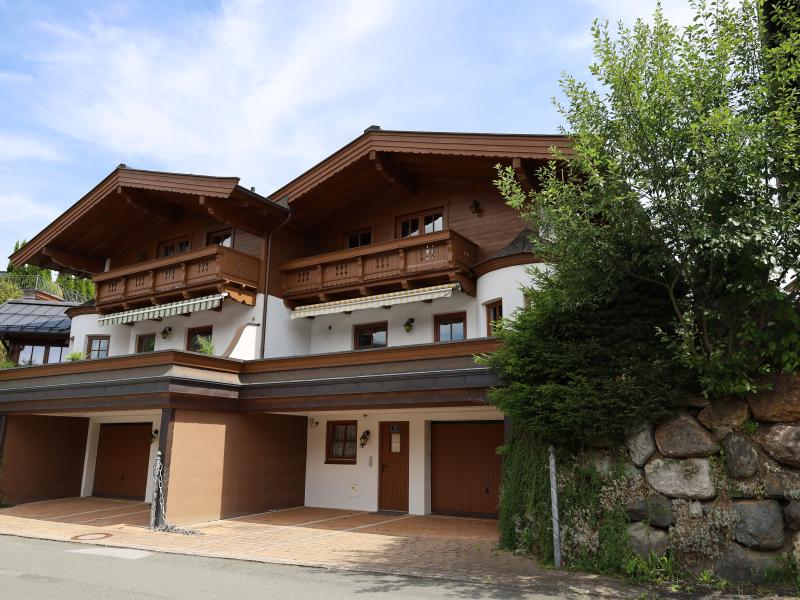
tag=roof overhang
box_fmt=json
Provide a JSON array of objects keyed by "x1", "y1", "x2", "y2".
[
  {"x1": 268, "y1": 129, "x2": 573, "y2": 206},
  {"x1": 11, "y1": 167, "x2": 289, "y2": 275}
]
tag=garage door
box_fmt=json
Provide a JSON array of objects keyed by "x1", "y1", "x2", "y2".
[
  {"x1": 92, "y1": 423, "x2": 152, "y2": 500},
  {"x1": 431, "y1": 421, "x2": 504, "y2": 518}
]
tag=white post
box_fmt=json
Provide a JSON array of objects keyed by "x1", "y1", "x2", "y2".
[{"x1": 548, "y1": 444, "x2": 562, "y2": 567}]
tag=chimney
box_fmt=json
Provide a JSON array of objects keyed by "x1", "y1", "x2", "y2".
[{"x1": 364, "y1": 125, "x2": 381, "y2": 133}]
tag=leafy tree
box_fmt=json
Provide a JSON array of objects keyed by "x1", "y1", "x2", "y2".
[
  {"x1": 496, "y1": 0, "x2": 800, "y2": 397},
  {"x1": 0, "y1": 280, "x2": 22, "y2": 305}
]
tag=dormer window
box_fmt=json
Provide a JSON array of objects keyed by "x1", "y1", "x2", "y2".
[{"x1": 397, "y1": 208, "x2": 444, "y2": 238}]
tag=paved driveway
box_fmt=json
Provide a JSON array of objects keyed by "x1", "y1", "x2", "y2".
[{"x1": 0, "y1": 498, "x2": 641, "y2": 598}]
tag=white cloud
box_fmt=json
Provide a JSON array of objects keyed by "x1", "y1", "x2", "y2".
[
  {"x1": 0, "y1": 192, "x2": 58, "y2": 223},
  {"x1": 0, "y1": 134, "x2": 61, "y2": 162},
  {"x1": 28, "y1": 0, "x2": 402, "y2": 190}
]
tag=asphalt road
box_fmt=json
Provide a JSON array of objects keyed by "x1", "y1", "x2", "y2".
[{"x1": 0, "y1": 534, "x2": 568, "y2": 600}]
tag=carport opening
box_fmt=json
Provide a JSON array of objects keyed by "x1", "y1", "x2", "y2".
[{"x1": 91, "y1": 423, "x2": 153, "y2": 501}]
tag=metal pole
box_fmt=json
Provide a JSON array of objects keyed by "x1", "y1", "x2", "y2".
[
  {"x1": 548, "y1": 444, "x2": 562, "y2": 567},
  {"x1": 149, "y1": 451, "x2": 162, "y2": 530}
]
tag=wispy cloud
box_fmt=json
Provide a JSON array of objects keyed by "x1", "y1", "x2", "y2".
[
  {"x1": 28, "y1": 0, "x2": 402, "y2": 190},
  {"x1": 0, "y1": 134, "x2": 62, "y2": 162},
  {"x1": 0, "y1": 191, "x2": 59, "y2": 223}
]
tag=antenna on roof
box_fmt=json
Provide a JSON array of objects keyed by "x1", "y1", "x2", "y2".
[
  {"x1": 250, "y1": 186, "x2": 256, "y2": 192},
  {"x1": 364, "y1": 125, "x2": 381, "y2": 133},
  {"x1": 118, "y1": 163, "x2": 127, "y2": 169}
]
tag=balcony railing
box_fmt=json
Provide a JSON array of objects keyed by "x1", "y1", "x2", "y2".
[
  {"x1": 280, "y1": 229, "x2": 478, "y2": 303},
  {"x1": 93, "y1": 246, "x2": 261, "y2": 310}
]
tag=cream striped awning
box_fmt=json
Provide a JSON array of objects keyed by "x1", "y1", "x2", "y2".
[
  {"x1": 290, "y1": 284, "x2": 460, "y2": 319},
  {"x1": 98, "y1": 293, "x2": 228, "y2": 326}
]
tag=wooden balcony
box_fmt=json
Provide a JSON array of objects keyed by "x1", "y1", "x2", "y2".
[
  {"x1": 280, "y1": 229, "x2": 478, "y2": 305},
  {"x1": 93, "y1": 246, "x2": 261, "y2": 311}
]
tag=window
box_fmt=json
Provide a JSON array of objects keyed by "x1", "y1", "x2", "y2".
[
  {"x1": 158, "y1": 235, "x2": 191, "y2": 258},
  {"x1": 86, "y1": 336, "x2": 110, "y2": 360},
  {"x1": 325, "y1": 421, "x2": 358, "y2": 464},
  {"x1": 17, "y1": 345, "x2": 46, "y2": 365},
  {"x1": 397, "y1": 208, "x2": 444, "y2": 238},
  {"x1": 136, "y1": 333, "x2": 156, "y2": 353},
  {"x1": 434, "y1": 312, "x2": 466, "y2": 342},
  {"x1": 186, "y1": 326, "x2": 213, "y2": 353},
  {"x1": 354, "y1": 322, "x2": 387, "y2": 350},
  {"x1": 344, "y1": 228, "x2": 372, "y2": 249},
  {"x1": 46, "y1": 345, "x2": 67, "y2": 363},
  {"x1": 207, "y1": 229, "x2": 233, "y2": 248},
  {"x1": 486, "y1": 299, "x2": 503, "y2": 336}
]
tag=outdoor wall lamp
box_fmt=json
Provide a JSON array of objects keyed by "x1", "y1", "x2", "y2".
[
  {"x1": 403, "y1": 318, "x2": 415, "y2": 332},
  {"x1": 160, "y1": 327, "x2": 172, "y2": 340},
  {"x1": 360, "y1": 430, "x2": 371, "y2": 448}
]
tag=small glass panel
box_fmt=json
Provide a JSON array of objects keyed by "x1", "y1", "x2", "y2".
[
  {"x1": 424, "y1": 213, "x2": 443, "y2": 233},
  {"x1": 207, "y1": 230, "x2": 232, "y2": 248},
  {"x1": 138, "y1": 334, "x2": 156, "y2": 353},
  {"x1": 346, "y1": 230, "x2": 371, "y2": 248},
  {"x1": 400, "y1": 218, "x2": 419, "y2": 238},
  {"x1": 391, "y1": 433, "x2": 401, "y2": 453},
  {"x1": 46, "y1": 346, "x2": 67, "y2": 363}
]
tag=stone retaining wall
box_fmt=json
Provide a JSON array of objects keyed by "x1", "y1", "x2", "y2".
[{"x1": 590, "y1": 377, "x2": 800, "y2": 582}]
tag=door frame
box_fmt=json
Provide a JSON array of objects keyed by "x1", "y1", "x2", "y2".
[
  {"x1": 378, "y1": 421, "x2": 409, "y2": 512},
  {"x1": 80, "y1": 413, "x2": 160, "y2": 501}
]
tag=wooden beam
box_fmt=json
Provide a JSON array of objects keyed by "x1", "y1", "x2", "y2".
[
  {"x1": 512, "y1": 157, "x2": 533, "y2": 194},
  {"x1": 42, "y1": 246, "x2": 104, "y2": 274},
  {"x1": 199, "y1": 197, "x2": 267, "y2": 237},
  {"x1": 122, "y1": 190, "x2": 182, "y2": 222},
  {"x1": 369, "y1": 151, "x2": 417, "y2": 194}
]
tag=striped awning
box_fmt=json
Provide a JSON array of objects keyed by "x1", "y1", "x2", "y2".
[
  {"x1": 98, "y1": 293, "x2": 228, "y2": 326},
  {"x1": 290, "y1": 284, "x2": 460, "y2": 319}
]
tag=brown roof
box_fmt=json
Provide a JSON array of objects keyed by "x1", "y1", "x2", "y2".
[
  {"x1": 268, "y1": 129, "x2": 572, "y2": 204},
  {"x1": 11, "y1": 166, "x2": 286, "y2": 269}
]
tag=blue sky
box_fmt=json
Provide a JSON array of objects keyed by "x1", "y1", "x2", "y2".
[{"x1": 0, "y1": 0, "x2": 695, "y2": 263}]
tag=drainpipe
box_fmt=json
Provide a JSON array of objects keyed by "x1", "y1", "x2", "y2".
[{"x1": 259, "y1": 211, "x2": 292, "y2": 359}]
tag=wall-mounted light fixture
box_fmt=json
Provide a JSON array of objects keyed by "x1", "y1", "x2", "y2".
[
  {"x1": 359, "y1": 430, "x2": 371, "y2": 448},
  {"x1": 469, "y1": 200, "x2": 482, "y2": 214},
  {"x1": 403, "y1": 318, "x2": 415, "y2": 332},
  {"x1": 309, "y1": 417, "x2": 320, "y2": 429},
  {"x1": 160, "y1": 327, "x2": 173, "y2": 340}
]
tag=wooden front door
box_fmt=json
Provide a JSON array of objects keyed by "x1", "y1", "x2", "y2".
[
  {"x1": 431, "y1": 421, "x2": 504, "y2": 518},
  {"x1": 379, "y1": 421, "x2": 409, "y2": 512},
  {"x1": 92, "y1": 423, "x2": 152, "y2": 500}
]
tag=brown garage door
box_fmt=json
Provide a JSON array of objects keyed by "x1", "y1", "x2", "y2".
[
  {"x1": 431, "y1": 421, "x2": 504, "y2": 518},
  {"x1": 93, "y1": 423, "x2": 152, "y2": 500}
]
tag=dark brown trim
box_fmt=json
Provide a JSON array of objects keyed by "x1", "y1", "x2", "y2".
[
  {"x1": 136, "y1": 333, "x2": 157, "y2": 354},
  {"x1": 0, "y1": 414, "x2": 7, "y2": 456},
  {"x1": 186, "y1": 326, "x2": 213, "y2": 352},
  {"x1": 65, "y1": 304, "x2": 98, "y2": 318},
  {"x1": 86, "y1": 335, "x2": 111, "y2": 360},
  {"x1": 433, "y1": 311, "x2": 467, "y2": 342},
  {"x1": 472, "y1": 253, "x2": 543, "y2": 278},
  {"x1": 353, "y1": 321, "x2": 389, "y2": 350},
  {"x1": 240, "y1": 387, "x2": 489, "y2": 412},
  {"x1": 0, "y1": 350, "x2": 242, "y2": 381},
  {"x1": 242, "y1": 338, "x2": 498, "y2": 374},
  {"x1": 324, "y1": 420, "x2": 358, "y2": 464},
  {"x1": 485, "y1": 299, "x2": 503, "y2": 337}
]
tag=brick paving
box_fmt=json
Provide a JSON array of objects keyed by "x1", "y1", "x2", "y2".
[{"x1": 0, "y1": 498, "x2": 642, "y2": 599}]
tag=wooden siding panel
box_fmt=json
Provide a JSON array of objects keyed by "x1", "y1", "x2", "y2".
[
  {"x1": 431, "y1": 421, "x2": 504, "y2": 517},
  {"x1": 232, "y1": 230, "x2": 264, "y2": 258}
]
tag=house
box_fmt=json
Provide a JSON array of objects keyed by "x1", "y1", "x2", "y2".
[
  {"x1": 0, "y1": 128, "x2": 569, "y2": 524},
  {"x1": 0, "y1": 272, "x2": 88, "y2": 365}
]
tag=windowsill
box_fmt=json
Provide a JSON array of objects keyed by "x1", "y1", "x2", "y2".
[{"x1": 324, "y1": 459, "x2": 357, "y2": 465}]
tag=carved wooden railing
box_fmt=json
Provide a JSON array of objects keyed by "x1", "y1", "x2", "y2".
[
  {"x1": 94, "y1": 246, "x2": 260, "y2": 308},
  {"x1": 280, "y1": 230, "x2": 477, "y2": 299}
]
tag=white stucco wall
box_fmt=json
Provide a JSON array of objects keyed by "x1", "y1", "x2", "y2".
[
  {"x1": 299, "y1": 406, "x2": 504, "y2": 515},
  {"x1": 263, "y1": 294, "x2": 311, "y2": 358},
  {"x1": 69, "y1": 295, "x2": 265, "y2": 359},
  {"x1": 475, "y1": 263, "x2": 542, "y2": 334}
]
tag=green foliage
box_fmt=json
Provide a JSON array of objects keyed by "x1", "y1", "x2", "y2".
[
  {"x1": 498, "y1": 0, "x2": 800, "y2": 397},
  {"x1": 483, "y1": 267, "x2": 689, "y2": 445},
  {"x1": 498, "y1": 422, "x2": 634, "y2": 575},
  {"x1": 55, "y1": 273, "x2": 95, "y2": 300},
  {"x1": 194, "y1": 335, "x2": 215, "y2": 356},
  {"x1": 0, "y1": 280, "x2": 22, "y2": 305},
  {"x1": 7, "y1": 240, "x2": 51, "y2": 280},
  {"x1": 625, "y1": 552, "x2": 679, "y2": 585},
  {"x1": 65, "y1": 352, "x2": 83, "y2": 362},
  {"x1": 740, "y1": 419, "x2": 759, "y2": 434}
]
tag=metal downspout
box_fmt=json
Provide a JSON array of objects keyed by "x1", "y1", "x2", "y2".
[{"x1": 260, "y1": 212, "x2": 292, "y2": 359}]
